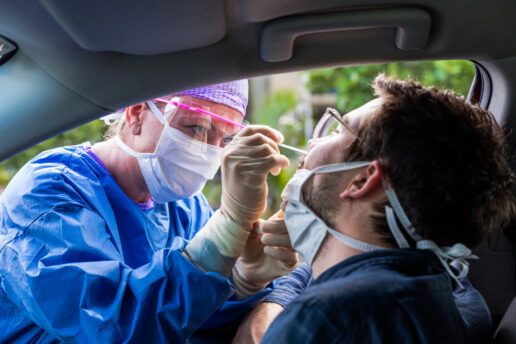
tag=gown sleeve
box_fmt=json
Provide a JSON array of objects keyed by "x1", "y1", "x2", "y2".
[
  {"x1": 263, "y1": 262, "x2": 313, "y2": 308},
  {"x1": 0, "y1": 202, "x2": 234, "y2": 343},
  {"x1": 173, "y1": 194, "x2": 274, "y2": 330}
]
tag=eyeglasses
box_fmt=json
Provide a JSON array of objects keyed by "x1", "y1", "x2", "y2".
[{"x1": 312, "y1": 107, "x2": 360, "y2": 140}]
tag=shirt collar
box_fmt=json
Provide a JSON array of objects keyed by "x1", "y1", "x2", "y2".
[{"x1": 315, "y1": 248, "x2": 442, "y2": 282}]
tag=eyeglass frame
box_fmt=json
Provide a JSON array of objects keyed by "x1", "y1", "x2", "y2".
[{"x1": 313, "y1": 107, "x2": 361, "y2": 140}]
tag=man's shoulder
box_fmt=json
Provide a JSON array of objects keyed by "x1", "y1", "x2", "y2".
[
  {"x1": 298, "y1": 264, "x2": 416, "y2": 309},
  {"x1": 263, "y1": 260, "x2": 463, "y2": 344},
  {"x1": 263, "y1": 269, "x2": 414, "y2": 344}
]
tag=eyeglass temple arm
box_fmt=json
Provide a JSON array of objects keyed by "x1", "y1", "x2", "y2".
[{"x1": 326, "y1": 108, "x2": 360, "y2": 139}]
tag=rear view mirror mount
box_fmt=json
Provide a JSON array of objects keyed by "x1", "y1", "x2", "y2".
[{"x1": 0, "y1": 35, "x2": 17, "y2": 66}]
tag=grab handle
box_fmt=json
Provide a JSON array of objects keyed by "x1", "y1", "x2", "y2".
[{"x1": 260, "y1": 8, "x2": 431, "y2": 62}]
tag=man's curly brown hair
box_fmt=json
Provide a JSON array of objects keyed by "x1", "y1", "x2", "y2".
[{"x1": 346, "y1": 74, "x2": 516, "y2": 248}]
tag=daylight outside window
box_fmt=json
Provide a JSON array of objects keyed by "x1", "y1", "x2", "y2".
[{"x1": 0, "y1": 60, "x2": 475, "y2": 216}]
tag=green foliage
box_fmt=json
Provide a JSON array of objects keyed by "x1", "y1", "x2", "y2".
[
  {"x1": 0, "y1": 120, "x2": 107, "y2": 186},
  {"x1": 263, "y1": 60, "x2": 475, "y2": 216},
  {"x1": 202, "y1": 90, "x2": 301, "y2": 212},
  {"x1": 246, "y1": 90, "x2": 309, "y2": 216},
  {"x1": 306, "y1": 60, "x2": 475, "y2": 113},
  {"x1": 255, "y1": 91, "x2": 298, "y2": 127},
  {"x1": 0, "y1": 60, "x2": 476, "y2": 215}
]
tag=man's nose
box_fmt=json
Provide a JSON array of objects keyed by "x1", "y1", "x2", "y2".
[{"x1": 307, "y1": 138, "x2": 320, "y2": 150}]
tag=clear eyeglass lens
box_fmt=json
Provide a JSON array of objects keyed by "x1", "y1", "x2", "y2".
[{"x1": 313, "y1": 112, "x2": 342, "y2": 139}]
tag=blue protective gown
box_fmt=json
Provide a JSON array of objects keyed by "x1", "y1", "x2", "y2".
[{"x1": 0, "y1": 143, "x2": 268, "y2": 343}]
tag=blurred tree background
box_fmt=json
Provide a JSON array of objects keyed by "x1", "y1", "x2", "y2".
[
  {"x1": 250, "y1": 60, "x2": 475, "y2": 217},
  {"x1": 0, "y1": 60, "x2": 474, "y2": 215},
  {"x1": 0, "y1": 119, "x2": 107, "y2": 187}
]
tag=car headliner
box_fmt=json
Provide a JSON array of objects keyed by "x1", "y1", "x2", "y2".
[{"x1": 0, "y1": 0, "x2": 516, "y2": 161}]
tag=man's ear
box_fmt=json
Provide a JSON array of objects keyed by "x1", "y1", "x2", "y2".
[
  {"x1": 125, "y1": 104, "x2": 145, "y2": 135},
  {"x1": 339, "y1": 161, "x2": 383, "y2": 200}
]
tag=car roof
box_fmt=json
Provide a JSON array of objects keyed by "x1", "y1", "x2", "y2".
[{"x1": 1, "y1": 0, "x2": 516, "y2": 160}]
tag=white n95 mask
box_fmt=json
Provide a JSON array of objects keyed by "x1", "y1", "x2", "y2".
[
  {"x1": 115, "y1": 101, "x2": 222, "y2": 203},
  {"x1": 281, "y1": 161, "x2": 386, "y2": 265}
]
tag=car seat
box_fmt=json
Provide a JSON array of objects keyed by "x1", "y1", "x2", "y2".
[
  {"x1": 494, "y1": 296, "x2": 516, "y2": 343},
  {"x1": 468, "y1": 228, "x2": 516, "y2": 340}
]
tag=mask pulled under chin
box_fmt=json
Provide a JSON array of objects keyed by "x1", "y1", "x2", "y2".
[
  {"x1": 115, "y1": 101, "x2": 222, "y2": 203},
  {"x1": 282, "y1": 161, "x2": 477, "y2": 287},
  {"x1": 281, "y1": 161, "x2": 379, "y2": 266}
]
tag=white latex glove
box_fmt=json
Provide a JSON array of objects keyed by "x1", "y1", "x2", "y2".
[
  {"x1": 184, "y1": 126, "x2": 290, "y2": 277},
  {"x1": 219, "y1": 126, "x2": 290, "y2": 230},
  {"x1": 232, "y1": 210, "x2": 299, "y2": 300}
]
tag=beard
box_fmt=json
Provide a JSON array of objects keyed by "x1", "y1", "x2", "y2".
[{"x1": 302, "y1": 173, "x2": 344, "y2": 230}]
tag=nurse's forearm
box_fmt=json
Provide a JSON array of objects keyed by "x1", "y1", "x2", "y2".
[{"x1": 184, "y1": 209, "x2": 252, "y2": 277}]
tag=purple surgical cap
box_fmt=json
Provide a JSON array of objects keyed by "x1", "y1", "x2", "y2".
[
  {"x1": 174, "y1": 79, "x2": 248, "y2": 117},
  {"x1": 100, "y1": 79, "x2": 248, "y2": 125}
]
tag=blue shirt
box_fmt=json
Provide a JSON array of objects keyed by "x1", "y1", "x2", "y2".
[
  {"x1": 0, "y1": 144, "x2": 268, "y2": 343},
  {"x1": 262, "y1": 249, "x2": 492, "y2": 344}
]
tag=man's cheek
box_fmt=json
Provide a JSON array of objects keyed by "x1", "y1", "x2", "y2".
[{"x1": 305, "y1": 154, "x2": 329, "y2": 170}]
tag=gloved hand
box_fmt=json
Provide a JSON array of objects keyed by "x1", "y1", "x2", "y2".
[
  {"x1": 220, "y1": 126, "x2": 290, "y2": 231},
  {"x1": 184, "y1": 126, "x2": 290, "y2": 277},
  {"x1": 232, "y1": 210, "x2": 299, "y2": 300}
]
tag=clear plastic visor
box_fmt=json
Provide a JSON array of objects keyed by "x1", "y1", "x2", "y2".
[{"x1": 154, "y1": 96, "x2": 247, "y2": 148}]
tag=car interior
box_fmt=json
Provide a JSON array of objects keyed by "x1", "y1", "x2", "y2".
[{"x1": 0, "y1": 0, "x2": 515, "y2": 342}]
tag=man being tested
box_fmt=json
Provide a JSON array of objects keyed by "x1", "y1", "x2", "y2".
[
  {"x1": 0, "y1": 80, "x2": 298, "y2": 343},
  {"x1": 237, "y1": 75, "x2": 515, "y2": 343}
]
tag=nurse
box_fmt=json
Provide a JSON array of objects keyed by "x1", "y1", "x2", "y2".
[{"x1": 0, "y1": 80, "x2": 296, "y2": 343}]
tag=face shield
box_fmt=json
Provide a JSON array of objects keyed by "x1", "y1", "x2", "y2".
[{"x1": 154, "y1": 96, "x2": 248, "y2": 149}]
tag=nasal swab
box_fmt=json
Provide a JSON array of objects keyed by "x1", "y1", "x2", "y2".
[{"x1": 277, "y1": 143, "x2": 307, "y2": 155}]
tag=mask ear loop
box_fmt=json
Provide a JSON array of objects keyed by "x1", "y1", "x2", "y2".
[
  {"x1": 385, "y1": 206, "x2": 410, "y2": 248},
  {"x1": 101, "y1": 112, "x2": 123, "y2": 125},
  {"x1": 416, "y1": 240, "x2": 478, "y2": 288},
  {"x1": 312, "y1": 161, "x2": 371, "y2": 174},
  {"x1": 384, "y1": 184, "x2": 420, "y2": 240},
  {"x1": 383, "y1": 181, "x2": 478, "y2": 289},
  {"x1": 147, "y1": 101, "x2": 169, "y2": 126}
]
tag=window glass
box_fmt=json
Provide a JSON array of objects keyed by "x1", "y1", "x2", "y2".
[
  {"x1": 0, "y1": 60, "x2": 475, "y2": 213},
  {"x1": 244, "y1": 60, "x2": 475, "y2": 215}
]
